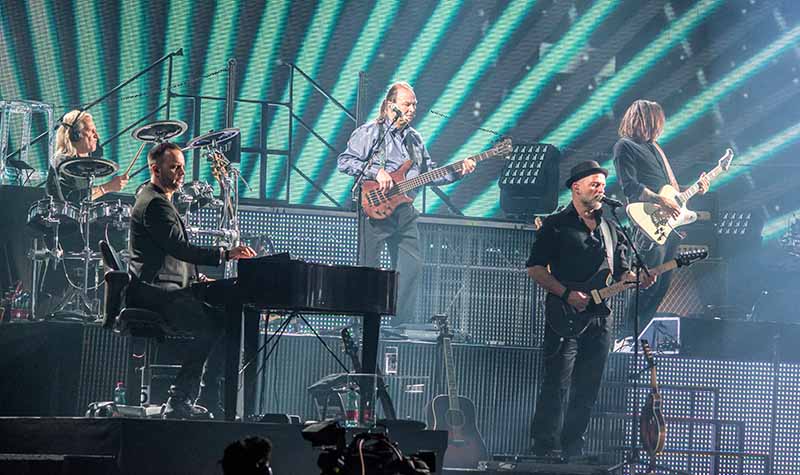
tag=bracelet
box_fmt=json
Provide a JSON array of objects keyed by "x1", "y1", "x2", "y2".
[
  {"x1": 98, "y1": 185, "x2": 105, "y2": 195},
  {"x1": 560, "y1": 288, "x2": 571, "y2": 302}
]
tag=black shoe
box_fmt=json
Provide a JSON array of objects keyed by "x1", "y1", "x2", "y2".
[
  {"x1": 162, "y1": 387, "x2": 211, "y2": 420},
  {"x1": 561, "y1": 445, "x2": 584, "y2": 462},
  {"x1": 194, "y1": 399, "x2": 224, "y2": 420}
]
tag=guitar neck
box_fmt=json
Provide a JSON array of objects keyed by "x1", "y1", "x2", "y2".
[
  {"x1": 395, "y1": 148, "x2": 495, "y2": 194},
  {"x1": 598, "y1": 260, "x2": 678, "y2": 300},
  {"x1": 677, "y1": 163, "x2": 725, "y2": 203},
  {"x1": 442, "y1": 337, "x2": 461, "y2": 411},
  {"x1": 650, "y1": 366, "x2": 659, "y2": 393}
]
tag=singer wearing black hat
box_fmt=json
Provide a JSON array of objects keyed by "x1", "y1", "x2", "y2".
[
  {"x1": 337, "y1": 81, "x2": 475, "y2": 327},
  {"x1": 526, "y1": 160, "x2": 653, "y2": 459}
]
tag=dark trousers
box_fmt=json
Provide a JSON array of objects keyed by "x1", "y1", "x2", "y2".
[
  {"x1": 630, "y1": 231, "x2": 680, "y2": 326},
  {"x1": 531, "y1": 316, "x2": 612, "y2": 454},
  {"x1": 360, "y1": 203, "x2": 422, "y2": 326},
  {"x1": 128, "y1": 282, "x2": 225, "y2": 402}
]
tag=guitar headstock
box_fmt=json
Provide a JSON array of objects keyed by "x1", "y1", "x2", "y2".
[
  {"x1": 675, "y1": 249, "x2": 708, "y2": 268},
  {"x1": 340, "y1": 327, "x2": 359, "y2": 358},
  {"x1": 431, "y1": 314, "x2": 452, "y2": 338},
  {"x1": 209, "y1": 151, "x2": 230, "y2": 182},
  {"x1": 718, "y1": 148, "x2": 734, "y2": 171},
  {"x1": 641, "y1": 339, "x2": 656, "y2": 369},
  {"x1": 491, "y1": 137, "x2": 513, "y2": 157}
]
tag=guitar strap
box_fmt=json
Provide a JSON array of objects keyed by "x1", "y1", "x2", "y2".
[
  {"x1": 403, "y1": 129, "x2": 425, "y2": 171},
  {"x1": 599, "y1": 218, "x2": 615, "y2": 276}
]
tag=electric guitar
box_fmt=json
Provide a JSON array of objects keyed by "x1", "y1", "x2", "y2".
[
  {"x1": 640, "y1": 339, "x2": 667, "y2": 466},
  {"x1": 426, "y1": 315, "x2": 488, "y2": 469},
  {"x1": 340, "y1": 328, "x2": 397, "y2": 420},
  {"x1": 361, "y1": 138, "x2": 512, "y2": 219},
  {"x1": 545, "y1": 249, "x2": 707, "y2": 338},
  {"x1": 626, "y1": 148, "x2": 734, "y2": 245}
]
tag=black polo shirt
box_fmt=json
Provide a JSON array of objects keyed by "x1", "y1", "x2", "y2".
[
  {"x1": 613, "y1": 137, "x2": 672, "y2": 203},
  {"x1": 526, "y1": 203, "x2": 630, "y2": 284}
]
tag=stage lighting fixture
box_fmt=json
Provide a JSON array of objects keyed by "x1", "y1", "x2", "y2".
[{"x1": 498, "y1": 143, "x2": 560, "y2": 216}]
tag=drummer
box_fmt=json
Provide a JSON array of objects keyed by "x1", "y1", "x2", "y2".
[{"x1": 46, "y1": 109, "x2": 129, "y2": 202}]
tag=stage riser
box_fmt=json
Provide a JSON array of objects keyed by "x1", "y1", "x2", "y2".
[{"x1": 260, "y1": 335, "x2": 796, "y2": 474}]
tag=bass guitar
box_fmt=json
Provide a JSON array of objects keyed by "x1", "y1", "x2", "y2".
[
  {"x1": 361, "y1": 138, "x2": 512, "y2": 219},
  {"x1": 640, "y1": 339, "x2": 667, "y2": 468},
  {"x1": 545, "y1": 249, "x2": 707, "y2": 338},
  {"x1": 627, "y1": 148, "x2": 734, "y2": 245},
  {"x1": 340, "y1": 328, "x2": 397, "y2": 420},
  {"x1": 426, "y1": 314, "x2": 488, "y2": 468}
]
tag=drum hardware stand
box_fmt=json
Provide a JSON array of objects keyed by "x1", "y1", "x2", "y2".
[{"x1": 47, "y1": 175, "x2": 103, "y2": 321}]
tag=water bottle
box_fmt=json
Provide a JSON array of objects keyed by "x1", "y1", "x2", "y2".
[
  {"x1": 113, "y1": 381, "x2": 127, "y2": 405},
  {"x1": 343, "y1": 383, "x2": 359, "y2": 428}
]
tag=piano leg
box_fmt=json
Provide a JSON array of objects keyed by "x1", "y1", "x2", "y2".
[
  {"x1": 224, "y1": 301, "x2": 243, "y2": 421},
  {"x1": 360, "y1": 313, "x2": 380, "y2": 425}
]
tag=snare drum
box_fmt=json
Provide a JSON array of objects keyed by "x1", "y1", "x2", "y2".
[
  {"x1": 26, "y1": 198, "x2": 79, "y2": 234},
  {"x1": 89, "y1": 200, "x2": 132, "y2": 228}
]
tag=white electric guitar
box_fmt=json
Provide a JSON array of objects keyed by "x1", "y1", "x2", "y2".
[{"x1": 626, "y1": 148, "x2": 734, "y2": 245}]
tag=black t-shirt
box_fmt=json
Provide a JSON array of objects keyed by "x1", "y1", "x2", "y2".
[
  {"x1": 526, "y1": 203, "x2": 630, "y2": 283},
  {"x1": 612, "y1": 137, "x2": 672, "y2": 203}
]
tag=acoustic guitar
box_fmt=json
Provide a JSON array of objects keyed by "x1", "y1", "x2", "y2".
[
  {"x1": 426, "y1": 315, "x2": 488, "y2": 468},
  {"x1": 361, "y1": 138, "x2": 512, "y2": 219}
]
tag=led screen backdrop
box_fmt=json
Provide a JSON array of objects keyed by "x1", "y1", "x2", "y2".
[{"x1": 1, "y1": 0, "x2": 799, "y2": 223}]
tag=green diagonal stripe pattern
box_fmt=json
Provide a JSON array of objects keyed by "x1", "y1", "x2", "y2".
[
  {"x1": 236, "y1": 0, "x2": 290, "y2": 198},
  {"x1": 264, "y1": 0, "x2": 345, "y2": 199},
  {"x1": 715, "y1": 122, "x2": 800, "y2": 191},
  {"x1": 292, "y1": 0, "x2": 402, "y2": 204},
  {"x1": 440, "y1": 0, "x2": 622, "y2": 217},
  {"x1": 553, "y1": 0, "x2": 725, "y2": 207}
]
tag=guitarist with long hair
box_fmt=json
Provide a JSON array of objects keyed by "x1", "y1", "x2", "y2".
[
  {"x1": 337, "y1": 82, "x2": 476, "y2": 326},
  {"x1": 613, "y1": 100, "x2": 710, "y2": 325},
  {"x1": 527, "y1": 161, "x2": 654, "y2": 459}
]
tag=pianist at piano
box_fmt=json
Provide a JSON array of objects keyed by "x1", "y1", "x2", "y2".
[{"x1": 127, "y1": 141, "x2": 256, "y2": 419}]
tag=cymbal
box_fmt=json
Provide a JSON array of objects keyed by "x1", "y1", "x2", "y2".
[
  {"x1": 131, "y1": 119, "x2": 188, "y2": 143},
  {"x1": 183, "y1": 128, "x2": 240, "y2": 151},
  {"x1": 58, "y1": 156, "x2": 119, "y2": 179}
]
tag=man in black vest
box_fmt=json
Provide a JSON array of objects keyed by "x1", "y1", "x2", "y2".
[
  {"x1": 128, "y1": 142, "x2": 255, "y2": 419},
  {"x1": 337, "y1": 82, "x2": 475, "y2": 326},
  {"x1": 527, "y1": 161, "x2": 653, "y2": 458}
]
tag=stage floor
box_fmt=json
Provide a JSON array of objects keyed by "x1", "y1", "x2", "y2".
[{"x1": 0, "y1": 416, "x2": 447, "y2": 475}]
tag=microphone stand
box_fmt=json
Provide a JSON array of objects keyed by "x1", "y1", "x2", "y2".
[
  {"x1": 607, "y1": 203, "x2": 691, "y2": 475},
  {"x1": 350, "y1": 111, "x2": 402, "y2": 265}
]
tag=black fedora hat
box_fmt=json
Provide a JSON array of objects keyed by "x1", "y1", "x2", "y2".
[{"x1": 564, "y1": 160, "x2": 608, "y2": 188}]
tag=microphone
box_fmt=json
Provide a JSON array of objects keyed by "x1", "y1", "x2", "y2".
[
  {"x1": 391, "y1": 104, "x2": 403, "y2": 117},
  {"x1": 601, "y1": 196, "x2": 624, "y2": 208}
]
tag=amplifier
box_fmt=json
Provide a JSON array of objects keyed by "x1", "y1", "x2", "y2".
[{"x1": 656, "y1": 257, "x2": 726, "y2": 317}]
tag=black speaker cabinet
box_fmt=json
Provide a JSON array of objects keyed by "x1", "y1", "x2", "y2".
[{"x1": 657, "y1": 257, "x2": 726, "y2": 317}]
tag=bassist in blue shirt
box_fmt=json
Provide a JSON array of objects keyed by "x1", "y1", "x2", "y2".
[{"x1": 337, "y1": 82, "x2": 475, "y2": 326}]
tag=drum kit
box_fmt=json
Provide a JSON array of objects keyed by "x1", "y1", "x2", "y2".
[{"x1": 25, "y1": 119, "x2": 243, "y2": 320}]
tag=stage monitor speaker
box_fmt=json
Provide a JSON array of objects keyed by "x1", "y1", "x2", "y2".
[{"x1": 656, "y1": 256, "x2": 726, "y2": 317}]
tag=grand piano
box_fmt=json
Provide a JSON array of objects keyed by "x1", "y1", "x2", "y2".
[{"x1": 193, "y1": 253, "x2": 398, "y2": 421}]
